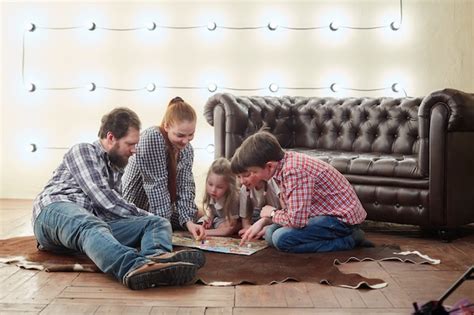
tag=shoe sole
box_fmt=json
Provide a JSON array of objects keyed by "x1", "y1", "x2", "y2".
[
  {"x1": 127, "y1": 263, "x2": 197, "y2": 290},
  {"x1": 154, "y1": 250, "x2": 206, "y2": 269}
]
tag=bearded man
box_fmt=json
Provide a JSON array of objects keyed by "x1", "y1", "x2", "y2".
[{"x1": 32, "y1": 107, "x2": 205, "y2": 290}]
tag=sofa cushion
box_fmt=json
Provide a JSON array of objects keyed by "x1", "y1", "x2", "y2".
[{"x1": 287, "y1": 148, "x2": 424, "y2": 179}]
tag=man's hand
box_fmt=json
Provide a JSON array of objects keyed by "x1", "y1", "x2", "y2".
[{"x1": 186, "y1": 221, "x2": 206, "y2": 241}]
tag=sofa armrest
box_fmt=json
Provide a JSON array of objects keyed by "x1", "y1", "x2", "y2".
[
  {"x1": 417, "y1": 89, "x2": 474, "y2": 176},
  {"x1": 204, "y1": 93, "x2": 252, "y2": 159},
  {"x1": 419, "y1": 88, "x2": 474, "y2": 132},
  {"x1": 418, "y1": 88, "x2": 474, "y2": 226}
]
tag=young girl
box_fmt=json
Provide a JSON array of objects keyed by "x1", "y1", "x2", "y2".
[{"x1": 200, "y1": 158, "x2": 240, "y2": 236}]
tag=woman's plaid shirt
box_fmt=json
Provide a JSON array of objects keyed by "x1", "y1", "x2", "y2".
[{"x1": 122, "y1": 127, "x2": 197, "y2": 227}]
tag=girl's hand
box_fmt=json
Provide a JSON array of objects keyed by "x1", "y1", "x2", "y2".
[
  {"x1": 202, "y1": 216, "x2": 214, "y2": 229},
  {"x1": 186, "y1": 221, "x2": 206, "y2": 241}
]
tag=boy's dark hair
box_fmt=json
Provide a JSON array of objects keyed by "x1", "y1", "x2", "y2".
[
  {"x1": 230, "y1": 132, "x2": 285, "y2": 174},
  {"x1": 98, "y1": 107, "x2": 141, "y2": 139}
]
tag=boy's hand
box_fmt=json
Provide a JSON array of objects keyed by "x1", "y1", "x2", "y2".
[
  {"x1": 260, "y1": 205, "x2": 276, "y2": 218},
  {"x1": 238, "y1": 217, "x2": 252, "y2": 236},
  {"x1": 238, "y1": 227, "x2": 249, "y2": 236},
  {"x1": 186, "y1": 221, "x2": 206, "y2": 241},
  {"x1": 239, "y1": 218, "x2": 267, "y2": 246}
]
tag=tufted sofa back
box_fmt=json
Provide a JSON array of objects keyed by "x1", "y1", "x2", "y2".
[
  {"x1": 205, "y1": 94, "x2": 426, "y2": 179},
  {"x1": 242, "y1": 96, "x2": 421, "y2": 156}
]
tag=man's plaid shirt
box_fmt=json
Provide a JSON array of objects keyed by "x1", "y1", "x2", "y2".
[
  {"x1": 272, "y1": 151, "x2": 367, "y2": 228},
  {"x1": 122, "y1": 127, "x2": 197, "y2": 227},
  {"x1": 32, "y1": 141, "x2": 150, "y2": 225}
]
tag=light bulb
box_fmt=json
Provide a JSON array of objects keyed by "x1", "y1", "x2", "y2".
[
  {"x1": 390, "y1": 21, "x2": 401, "y2": 31},
  {"x1": 27, "y1": 82, "x2": 36, "y2": 92},
  {"x1": 87, "y1": 22, "x2": 96, "y2": 31},
  {"x1": 29, "y1": 143, "x2": 37, "y2": 153},
  {"x1": 87, "y1": 82, "x2": 96, "y2": 91},
  {"x1": 208, "y1": 83, "x2": 217, "y2": 92},
  {"x1": 269, "y1": 83, "x2": 279, "y2": 93},
  {"x1": 206, "y1": 144, "x2": 215, "y2": 154},
  {"x1": 26, "y1": 23, "x2": 36, "y2": 32},
  {"x1": 391, "y1": 83, "x2": 402, "y2": 93},
  {"x1": 147, "y1": 22, "x2": 157, "y2": 31},
  {"x1": 146, "y1": 83, "x2": 156, "y2": 92},
  {"x1": 267, "y1": 21, "x2": 278, "y2": 31},
  {"x1": 330, "y1": 83, "x2": 339, "y2": 93},
  {"x1": 207, "y1": 22, "x2": 217, "y2": 31},
  {"x1": 329, "y1": 22, "x2": 339, "y2": 31}
]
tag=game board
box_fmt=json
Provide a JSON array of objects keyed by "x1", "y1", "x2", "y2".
[{"x1": 172, "y1": 232, "x2": 268, "y2": 255}]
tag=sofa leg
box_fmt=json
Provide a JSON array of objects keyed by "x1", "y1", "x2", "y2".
[
  {"x1": 437, "y1": 229, "x2": 458, "y2": 242},
  {"x1": 421, "y1": 227, "x2": 462, "y2": 242}
]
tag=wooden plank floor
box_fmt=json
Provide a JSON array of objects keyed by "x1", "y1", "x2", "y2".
[{"x1": 1, "y1": 199, "x2": 473, "y2": 314}]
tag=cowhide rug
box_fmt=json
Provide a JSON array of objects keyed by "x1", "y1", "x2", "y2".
[{"x1": 0, "y1": 236, "x2": 440, "y2": 289}]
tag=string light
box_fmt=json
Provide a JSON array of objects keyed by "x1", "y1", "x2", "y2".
[
  {"x1": 26, "y1": 23, "x2": 36, "y2": 32},
  {"x1": 269, "y1": 83, "x2": 279, "y2": 93},
  {"x1": 22, "y1": 1, "x2": 405, "y2": 95},
  {"x1": 28, "y1": 143, "x2": 69, "y2": 153},
  {"x1": 390, "y1": 21, "x2": 401, "y2": 31},
  {"x1": 87, "y1": 82, "x2": 96, "y2": 91},
  {"x1": 28, "y1": 142, "x2": 215, "y2": 154},
  {"x1": 329, "y1": 22, "x2": 339, "y2": 31},
  {"x1": 146, "y1": 83, "x2": 156, "y2": 92},
  {"x1": 87, "y1": 22, "x2": 96, "y2": 31},
  {"x1": 147, "y1": 22, "x2": 157, "y2": 31},
  {"x1": 207, "y1": 83, "x2": 217, "y2": 92},
  {"x1": 267, "y1": 22, "x2": 278, "y2": 31},
  {"x1": 207, "y1": 22, "x2": 217, "y2": 31},
  {"x1": 26, "y1": 82, "x2": 36, "y2": 92},
  {"x1": 23, "y1": 0, "x2": 402, "y2": 33},
  {"x1": 24, "y1": 81, "x2": 409, "y2": 96}
]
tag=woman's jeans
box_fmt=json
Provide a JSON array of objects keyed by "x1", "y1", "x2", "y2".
[
  {"x1": 265, "y1": 216, "x2": 356, "y2": 253},
  {"x1": 34, "y1": 202, "x2": 173, "y2": 282}
]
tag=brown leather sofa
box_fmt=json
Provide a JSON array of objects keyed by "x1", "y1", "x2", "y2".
[{"x1": 203, "y1": 88, "x2": 474, "y2": 232}]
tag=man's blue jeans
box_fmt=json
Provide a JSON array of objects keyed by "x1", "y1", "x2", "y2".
[
  {"x1": 264, "y1": 216, "x2": 356, "y2": 253},
  {"x1": 34, "y1": 202, "x2": 173, "y2": 282}
]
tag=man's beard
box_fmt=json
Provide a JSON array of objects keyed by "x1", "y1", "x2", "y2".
[{"x1": 108, "y1": 145, "x2": 129, "y2": 169}]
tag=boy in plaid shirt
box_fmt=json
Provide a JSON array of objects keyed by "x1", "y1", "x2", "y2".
[{"x1": 231, "y1": 132, "x2": 370, "y2": 253}]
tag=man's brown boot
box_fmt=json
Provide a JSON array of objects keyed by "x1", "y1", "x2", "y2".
[{"x1": 123, "y1": 261, "x2": 197, "y2": 290}]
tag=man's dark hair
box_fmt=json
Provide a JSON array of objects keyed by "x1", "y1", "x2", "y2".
[
  {"x1": 231, "y1": 132, "x2": 285, "y2": 174},
  {"x1": 98, "y1": 107, "x2": 141, "y2": 139}
]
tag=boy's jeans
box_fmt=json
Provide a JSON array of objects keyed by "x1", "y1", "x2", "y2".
[
  {"x1": 34, "y1": 201, "x2": 173, "y2": 282},
  {"x1": 264, "y1": 215, "x2": 356, "y2": 253}
]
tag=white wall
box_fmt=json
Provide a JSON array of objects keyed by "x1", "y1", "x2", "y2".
[{"x1": 1, "y1": 0, "x2": 473, "y2": 201}]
